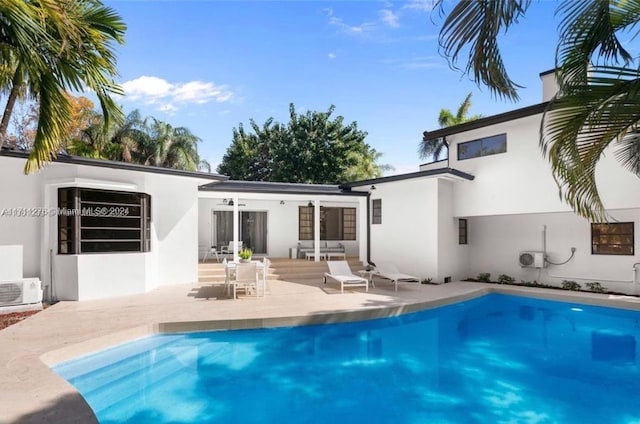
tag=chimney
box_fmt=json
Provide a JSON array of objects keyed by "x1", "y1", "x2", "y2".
[{"x1": 540, "y1": 69, "x2": 560, "y2": 102}]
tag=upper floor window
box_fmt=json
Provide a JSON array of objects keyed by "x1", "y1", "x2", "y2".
[
  {"x1": 58, "y1": 188, "x2": 151, "y2": 254},
  {"x1": 458, "y1": 133, "x2": 507, "y2": 160},
  {"x1": 372, "y1": 199, "x2": 382, "y2": 225},
  {"x1": 591, "y1": 222, "x2": 634, "y2": 255},
  {"x1": 299, "y1": 206, "x2": 356, "y2": 241}
]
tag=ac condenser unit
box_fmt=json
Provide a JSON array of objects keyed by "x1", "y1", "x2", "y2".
[
  {"x1": 0, "y1": 278, "x2": 42, "y2": 307},
  {"x1": 518, "y1": 251, "x2": 546, "y2": 268}
]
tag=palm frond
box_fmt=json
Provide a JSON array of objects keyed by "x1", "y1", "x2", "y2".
[
  {"x1": 437, "y1": 0, "x2": 531, "y2": 100},
  {"x1": 541, "y1": 66, "x2": 640, "y2": 221}
]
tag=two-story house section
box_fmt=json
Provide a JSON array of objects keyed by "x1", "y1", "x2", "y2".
[{"x1": 344, "y1": 70, "x2": 640, "y2": 294}]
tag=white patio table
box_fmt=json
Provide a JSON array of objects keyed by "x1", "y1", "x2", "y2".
[{"x1": 224, "y1": 260, "x2": 267, "y2": 297}]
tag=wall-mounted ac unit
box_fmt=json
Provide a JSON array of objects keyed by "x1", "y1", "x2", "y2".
[
  {"x1": 0, "y1": 278, "x2": 42, "y2": 307},
  {"x1": 519, "y1": 251, "x2": 546, "y2": 268}
]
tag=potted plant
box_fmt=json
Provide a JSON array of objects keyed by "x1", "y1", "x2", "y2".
[{"x1": 239, "y1": 247, "x2": 253, "y2": 263}]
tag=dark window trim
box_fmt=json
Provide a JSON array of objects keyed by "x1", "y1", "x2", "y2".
[
  {"x1": 372, "y1": 199, "x2": 382, "y2": 225},
  {"x1": 457, "y1": 133, "x2": 507, "y2": 161},
  {"x1": 58, "y1": 187, "x2": 151, "y2": 254},
  {"x1": 591, "y1": 222, "x2": 634, "y2": 256},
  {"x1": 298, "y1": 206, "x2": 356, "y2": 241},
  {"x1": 459, "y1": 218, "x2": 468, "y2": 245}
]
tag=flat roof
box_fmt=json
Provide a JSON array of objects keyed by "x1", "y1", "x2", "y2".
[
  {"x1": 422, "y1": 102, "x2": 548, "y2": 141},
  {"x1": 0, "y1": 148, "x2": 228, "y2": 181},
  {"x1": 340, "y1": 167, "x2": 475, "y2": 189},
  {"x1": 199, "y1": 180, "x2": 369, "y2": 196}
]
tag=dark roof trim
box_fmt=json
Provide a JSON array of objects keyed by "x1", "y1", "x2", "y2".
[
  {"x1": 422, "y1": 102, "x2": 548, "y2": 141},
  {"x1": 340, "y1": 167, "x2": 474, "y2": 188},
  {"x1": 539, "y1": 68, "x2": 556, "y2": 77},
  {"x1": 418, "y1": 158, "x2": 447, "y2": 168},
  {"x1": 200, "y1": 180, "x2": 369, "y2": 197},
  {"x1": 0, "y1": 149, "x2": 228, "y2": 181}
]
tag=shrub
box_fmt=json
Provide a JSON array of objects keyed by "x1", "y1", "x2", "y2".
[
  {"x1": 239, "y1": 247, "x2": 253, "y2": 260},
  {"x1": 497, "y1": 274, "x2": 515, "y2": 284},
  {"x1": 561, "y1": 280, "x2": 581, "y2": 291},
  {"x1": 585, "y1": 282, "x2": 606, "y2": 293},
  {"x1": 421, "y1": 278, "x2": 433, "y2": 285},
  {"x1": 477, "y1": 273, "x2": 491, "y2": 283}
]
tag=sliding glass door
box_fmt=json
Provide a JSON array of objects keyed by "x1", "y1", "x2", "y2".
[{"x1": 212, "y1": 210, "x2": 268, "y2": 254}]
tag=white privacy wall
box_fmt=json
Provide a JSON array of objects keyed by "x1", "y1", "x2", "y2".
[
  {"x1": 0, "y1": 157, "x2": 43, "y2": 279},
  {"x1": 467, "y1": 209, "x2": 640, "y2": 294}
]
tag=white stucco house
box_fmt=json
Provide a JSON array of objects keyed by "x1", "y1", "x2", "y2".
[{"x1": 2, "y1": 69, "x2": 640, "y2": 307}]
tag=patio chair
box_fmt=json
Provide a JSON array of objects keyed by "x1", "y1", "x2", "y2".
[
  {"x1": 324, "y1": 261, "x2": 368, "y2": 294},
  {"x1": 262, "y1": 257, "x2": 271, "y2": 296},
  {"x1": 221, "y1": 241, "x2": 243, "y2": 259},
  {"x1": 233, "y1": 262, "x2": 258, "y2": 299},
  {"x1": 202, "y1": 245, "x2": 220, "y2": 262},
  {"x1": 371, "y1": 262, "x2": 419, "y2": 292}
]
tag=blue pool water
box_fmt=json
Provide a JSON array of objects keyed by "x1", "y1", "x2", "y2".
[{"x1": 54, "y1": 294, "x2": 640, "y2": 423}]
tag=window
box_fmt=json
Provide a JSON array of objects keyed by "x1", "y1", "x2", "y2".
[
  {"x1": 58, "y1": 188, "x2": 151, "y2": 254},
  {"x1": 372, "y1": 199, "x2": 382, "y2": 225},
  {"x1": 591, "y1": 222, "x2": 634, "y2": 255},
  {"x1": 298, "y1": 206, "x2": 356, "y2": 240},
  {"x1": 457, "y1": 133, "x2": 507, "y2": 160},
  {"x1": 459, "y1": 218, "x2": 468, "y2": 245}
]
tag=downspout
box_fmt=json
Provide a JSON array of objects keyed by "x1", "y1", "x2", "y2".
[
  {"x1": 366, "y1": 191, "x2": 372, "y2": 266},
  {"x1": 444, "y1": 136, "x2": 449, "y2": 168}
]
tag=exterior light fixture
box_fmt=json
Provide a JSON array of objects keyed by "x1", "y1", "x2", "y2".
[
  {"x1": 228, "y1": 199, "x2": 234, "y2": 206},
  {"x1": 370, "y1": 185, "x2": 376, "y2": 190},
  {"x1": 307, "y1": 201, "x2": 314, "y2": 208},
  {"x1": 280, "y1": 200, "x2": 285, "y2": 205}
]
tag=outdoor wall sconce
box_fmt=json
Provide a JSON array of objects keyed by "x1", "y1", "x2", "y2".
[
  {"x1": 280, "y1": 200, "x2": 285, "y2": 205},
  {"x1": 370, "y1": 185, "x2": 376, "y2": 190},
  {"x1": 307, "y1": 201, "x2": 314, "y2": 208},
  {"x1": 227, "y1": 199, "x2": 234, "y2": 206}
]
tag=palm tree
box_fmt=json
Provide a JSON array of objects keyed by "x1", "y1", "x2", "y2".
[
  {"x1": 419, "y1": 92, "x2": 481, "y2": 161},
  {"x1": 435, "y1": 0, "x2": 640, "y2": 221},
  {"x1": 0, "y1": 0, "x2": 126, "y2": 172}
]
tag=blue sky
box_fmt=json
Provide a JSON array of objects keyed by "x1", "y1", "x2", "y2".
[{"x1": 105, "y1": 0, "x2": 560, "y2": 175}]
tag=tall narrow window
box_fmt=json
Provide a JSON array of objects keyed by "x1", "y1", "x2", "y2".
[
  {"x1": 458, "y1": 218, "x2": 468, "y2": 245},
  {"x1": 298, "y1": 206, "x2": 356, "y2": 240},
  {"x1": 58, "y1": 188, "x2": 151, "y2": 254},
  {"x1": 591, "y1": 222, "x2": 634, "y2": 255},
  {"x1": 372, "y1": 199, "x2": 382, "y2": 225}
]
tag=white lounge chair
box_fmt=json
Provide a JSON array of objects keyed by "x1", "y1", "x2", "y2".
[
  {"x1": 371, "y1": 262, "x2": 419, "y2": 292},
  {"x1": 324, "y1": 261, "x2": 368, "y2": 294}
]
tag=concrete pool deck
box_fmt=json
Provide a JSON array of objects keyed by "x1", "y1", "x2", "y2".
[{"x1": 2, "y1": 278, "x2": 640, "y2": 424}]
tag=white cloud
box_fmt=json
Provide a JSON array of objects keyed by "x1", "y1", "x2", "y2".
[
  {"x1": 402, "y1": 0, "x2": 435, "y2": 12},
  {"x1": 379, "y1": 9, "x2": 400, "y2": 28},
  {"x1": 328, "y1": 52, "x2": 337, "y2": 59},
  {"x1": 120, "y1": 76, "x2": 234, "y2": 112}
]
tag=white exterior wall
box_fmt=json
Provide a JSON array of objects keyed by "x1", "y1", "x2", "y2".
[
  {"x1": 468, "y1": 209, "x2": 640, "y2": 294},
  {"x1": 445, "y1": 113, "x2": 640, "y2": 217},
  {"x1": 436, "y1": 179, "x2": 469, "y2": 282},
  {"x1": 0, "y1": 156, "x2": 204, "y2": 301},
  {"x1": 369, "y1": 178, "x2": 438, "y2": 280},
  {"x1": 198, "y1": 196, "x2": 362, "y2": 259}
]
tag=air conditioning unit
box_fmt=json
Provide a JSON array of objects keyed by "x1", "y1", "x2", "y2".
[
  {"x1": 0, "y1": 278, "x2": 43, "y2": 307},
  {"x1": 519, "y1": 251, "x2": 546, "y2": 268}
]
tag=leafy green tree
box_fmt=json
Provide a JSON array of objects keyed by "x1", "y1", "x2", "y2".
[
  {"x1": 0, "y1": 0, "x2": 126, "y2": 172},
  {"x1": 218, "y1": 103, "x2": 390, "y2": 183},
  {"x1": 436, "y1": 0, "x2": 640, "y2": 220},
  {"x1": 419, "y1": 92, "x2": 481, "y2": 161}
]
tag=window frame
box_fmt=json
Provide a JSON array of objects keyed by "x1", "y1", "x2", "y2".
[
  {"x1": 591, "y1": 222, "x2": 634, "y2": 256},
  {"x1": 457, "y1": 133, "x2": 507, "y2": 161},
  {"x1": 58, "y1": 187, "x2": 151, "y2": 254},
  {"x1": 298, "y1": 206, "x2": 356, "y2": 241},
  {"x1": 458, "y1": 218, "x2": 468, "y2": 245},
  {"x1": 372, "y1": 199, "x2": 382, "y2": 225}
]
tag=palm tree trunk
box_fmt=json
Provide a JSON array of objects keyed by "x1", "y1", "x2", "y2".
[{"x1": 0, "y1": 68, "x2": 23, "y2": 147}]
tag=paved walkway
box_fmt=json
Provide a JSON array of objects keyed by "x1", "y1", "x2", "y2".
[{"x1": 1, "y1": 278, "x2": 639, "y2": 424}]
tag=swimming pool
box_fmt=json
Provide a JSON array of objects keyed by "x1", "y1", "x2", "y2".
[{"x1": 53, "y1": 294, "x2": 640, "y2": 423}]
